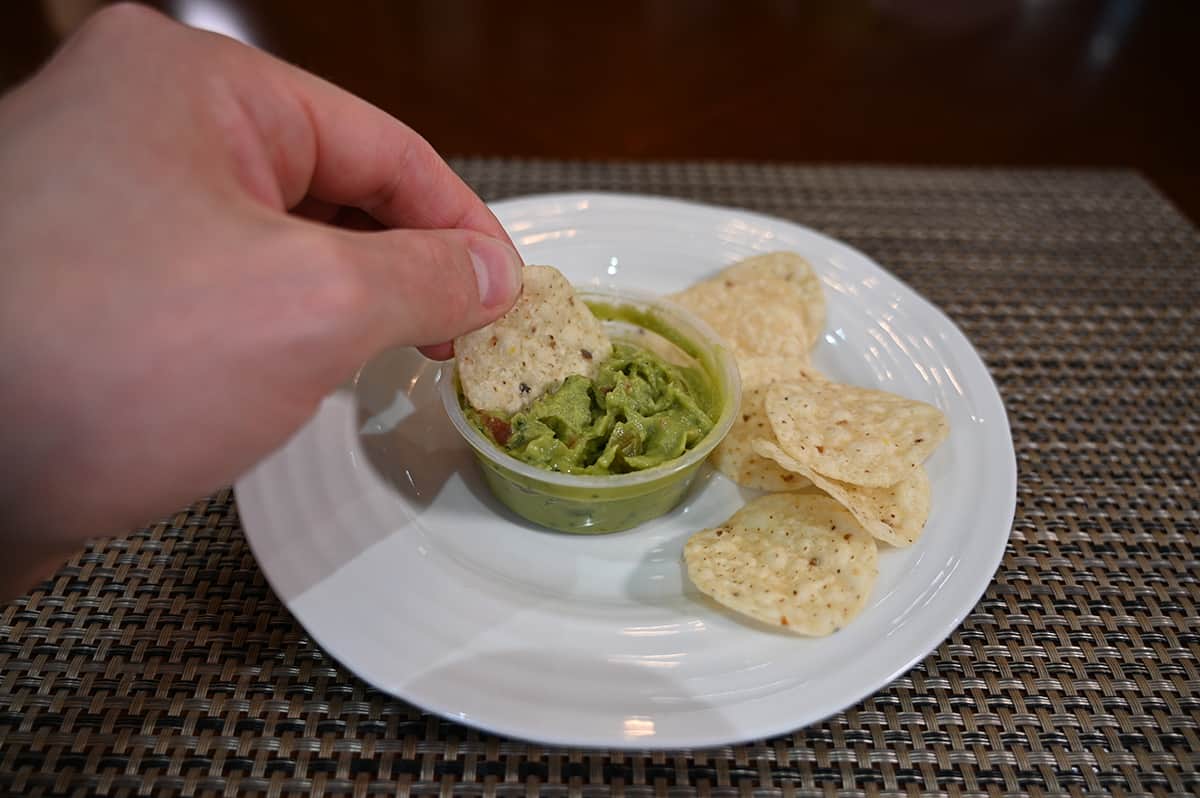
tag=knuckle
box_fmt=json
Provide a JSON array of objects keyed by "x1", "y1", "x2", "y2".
[
  {"x1": 81, "y1": 2, "x2": 164, "y2": 40},
  {"x1": 282, "y1": 233, "x2": 373, "y2": 336},
  {"x1": 313, "y1": 250, "x2": 373, "y2": 325}
]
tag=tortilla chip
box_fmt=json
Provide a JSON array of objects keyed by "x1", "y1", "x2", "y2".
[
  {"x1": 713, "y1": 360, "x2": 824, "y2": 491},
  {"x1": 684, "y1": 493, "x2": 878, "y2": 635},
  {"x1": 671, "y1": 278, "x2": 811, "y2": 360},
  {"x1": 712, "y1": 386, "x2": 814, "y2": 491},
  {"x1": 455, "y1": 265, "x2": 612, "y2": 414},
  {"x1": 764, "y1": 380, "x2": 949, "y2": 487},
  {"x1": 718, "y1": 252, "x2": 825, "y2": 348},
  {"x1": 737, "y1": 356, "x2": 825, "y2": 391},
  {"x1": 754, "y1": 440, "x2": 931, "y2": 547}
]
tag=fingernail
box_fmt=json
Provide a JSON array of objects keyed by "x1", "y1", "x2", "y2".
[{"x1": 469, "y1": 237, "x2": 522, "y2": 309}]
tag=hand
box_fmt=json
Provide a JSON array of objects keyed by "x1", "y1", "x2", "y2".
[{"x1": 0, "y1": 4, "x2": 523, "y2": 594}]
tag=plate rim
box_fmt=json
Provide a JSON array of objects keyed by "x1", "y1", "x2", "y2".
[{"x1": 236, "y1": 191, "x2": 1018, "y2": 749}]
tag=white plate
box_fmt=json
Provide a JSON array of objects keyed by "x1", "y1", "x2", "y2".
[{"x1": 236, "y1": 193, "x2": 1016, "y2": 749}]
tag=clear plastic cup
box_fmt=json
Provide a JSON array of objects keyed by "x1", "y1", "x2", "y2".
[{"x1": 440, "y1": 287, "x2": 741, "y2": 534}]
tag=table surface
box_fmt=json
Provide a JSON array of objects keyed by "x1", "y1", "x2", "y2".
[
  {"x1": 1, "y1": 160, "x2": 1197, "y2": 797},
  {"x1": 1, "y1": 0, "x2": 1198, "y2": 225}
]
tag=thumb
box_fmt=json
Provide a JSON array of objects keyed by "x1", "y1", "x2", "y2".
[{"x1": 330, "y1": 226, "x2": 523, "y2": 351}]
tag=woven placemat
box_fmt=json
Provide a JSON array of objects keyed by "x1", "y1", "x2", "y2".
[{"x1": 2, "y1": 162, "x2": 1197, "y2": 797}]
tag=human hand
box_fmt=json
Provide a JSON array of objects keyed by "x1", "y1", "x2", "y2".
[{"x1": 0, "y1": 4, "x2": 523, "y2": 593}]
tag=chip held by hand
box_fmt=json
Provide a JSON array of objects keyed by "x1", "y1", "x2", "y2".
[{"x1": 455, "y1": 265, "x2": 613, "y2": 415}]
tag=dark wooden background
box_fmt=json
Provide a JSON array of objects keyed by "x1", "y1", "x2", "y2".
[{"x1": 3, "y1": 0, "x2": 1197, "y2": 222}]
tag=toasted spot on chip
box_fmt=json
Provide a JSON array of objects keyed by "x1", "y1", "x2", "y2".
[
  {"x1": 754, "y1": 440, "x2": 931, "y2": 546},
  {"x1": 455, "y1": 265, "x2": 612, "y2": 414},
  {"x1": 717, "y1": 252, "x2": 826, "y2": 348},
  {"x1": 764, "y1": 380, "x2": 949, "y2": 487},
  {"x1": 670, "y1": 278, "x2": 811, "y2": 361},
  {"x1": 684, "y1": 494, "x2": 878, "y2": 636}
]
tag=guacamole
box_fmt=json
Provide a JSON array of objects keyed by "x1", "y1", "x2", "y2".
[{"x1": 465, "y1": 342, "x2": 716, "y2": 475}]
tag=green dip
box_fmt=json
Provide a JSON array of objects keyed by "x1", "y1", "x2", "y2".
[{"x1": 465, "y1": 341, "x2": 716, "y2": 475}]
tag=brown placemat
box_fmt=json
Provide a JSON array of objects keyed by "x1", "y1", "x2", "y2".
[{"x1": 2, "y1": 162, "x2": 1197, "y2": 797}]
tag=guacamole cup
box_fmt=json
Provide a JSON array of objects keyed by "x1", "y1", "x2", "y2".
[{"x1": 440, "y1": 287, "x2": 741, "y2": 534}]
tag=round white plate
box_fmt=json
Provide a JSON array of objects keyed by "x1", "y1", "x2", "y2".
[{"x1": 236, "y1": 193, "x2": 1016, "y2": 749}]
